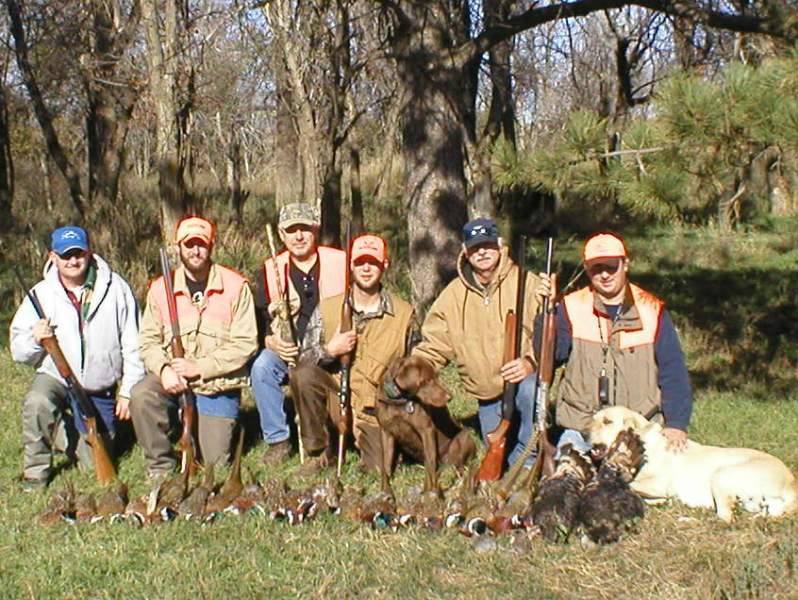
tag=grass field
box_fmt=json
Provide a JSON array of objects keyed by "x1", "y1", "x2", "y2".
[{"x1": 2, "y1": 220, "x2": 798, "y2": 599}]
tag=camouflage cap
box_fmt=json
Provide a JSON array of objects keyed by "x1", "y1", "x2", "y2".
[{"x1": 278, "y1": 202, "x2": 320, "y2": 229}]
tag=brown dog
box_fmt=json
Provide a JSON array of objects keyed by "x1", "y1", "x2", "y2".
[{"x1": 377, "y1": 356, "x2": 476, "y2": 496}]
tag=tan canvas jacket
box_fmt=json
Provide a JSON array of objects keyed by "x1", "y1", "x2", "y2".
[
  {"x1": 318, "y1": 291, "x2": 415, "y2": 416},
  {"x1": 413, "y1": 246, "x2": 540, "y2": 401}
]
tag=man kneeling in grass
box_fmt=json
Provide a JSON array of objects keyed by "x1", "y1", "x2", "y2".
[{"x1": 10, "y1": 226, "x2": 144, "y2": 491}]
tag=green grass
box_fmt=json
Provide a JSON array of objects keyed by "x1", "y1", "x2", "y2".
[
  {"x1": 1, "y1": 362, "x2": 798, "y2": 598},
  {"x1": 3, "y1": 220, "x2": 798, "y2": 598}
]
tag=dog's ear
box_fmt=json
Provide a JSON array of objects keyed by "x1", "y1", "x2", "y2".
[
  {"x1": 392, "y1": 357, "x2": 421, "y2": 396},
  {"x1": 622, "y1": 410, "x2": 648, "y2": 431},
  {"x1": 416, "y1": 379, "x2": 451, "y2": 407}
]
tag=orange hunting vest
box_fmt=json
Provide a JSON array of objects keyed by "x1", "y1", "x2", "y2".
[
  {"x1": 555, "y1": 283, "x2": 664, "y2": 432},
  {"x1": 263, "y1": 247, "x2": 347, "y2": 303}
]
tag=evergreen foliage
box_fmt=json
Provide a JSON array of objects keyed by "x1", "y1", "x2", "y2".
[{"x1": 495, "y1": 48, "x2": 798, "y2": 225}]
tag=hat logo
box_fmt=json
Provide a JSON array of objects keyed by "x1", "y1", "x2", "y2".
[{"x1": 61, "y1": 231, "x2": 79, "y2": 239}]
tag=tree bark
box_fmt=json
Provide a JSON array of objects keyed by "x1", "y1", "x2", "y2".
[
  {"x1": 141, "y1": 0, "x2": 189, "y2": 241},
  {"x1": 387, "y1": 2, "x2": 470, "y2": 309},
  {"x1": 84, "y1": 0, "x2": 141, "y2": 208},
  {"x1": 0, "y1": 81, "x2": 13, "y2": 229},
  {"x1": 349, "y1": 146, "x2": 364, "y2": 235}
]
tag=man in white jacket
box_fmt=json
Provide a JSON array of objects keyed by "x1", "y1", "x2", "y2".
[{"x1": 9, "y1": 225, "x2": 145, "y2": 490}]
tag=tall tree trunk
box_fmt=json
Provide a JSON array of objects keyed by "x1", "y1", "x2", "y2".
[
  {"x1": 6, "y1": 0, "x2": 86, "y2": 218},
  {"x1": 0, "y1": 81, "x2": 13, "y2": 229},
  {"x1": 320, "y1": 163, "x2": 343, "y2": 247},
  {"x1": 349, "y1": 146, "x2": 363, "y2": 235},
  {"x1": 390, "y1": 3, "x2": 470, "y2": 309},
  {"x1": 84, "y1": 0, "x2": 140, "y2": 208},
  {"x1": 273, "y1": 65, "x2": 301, "y2": 208},
  {"x1": 142, "y1": 0, "x2": 188, "y2": 241}
]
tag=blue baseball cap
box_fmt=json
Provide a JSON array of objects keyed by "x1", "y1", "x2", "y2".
[
  {"x1": 461, "y1": 217, "x2": 500, "y2": 249},
  {"x1": 51, "y1": 226, "x2": 89, "y2": 255}
]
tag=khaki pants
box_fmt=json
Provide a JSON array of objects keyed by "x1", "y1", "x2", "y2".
[
  {"x1": 21, "y1": 373, "x2": 113, "y2": 481},
  {"x1": 130, "y1": 374, "x2": 235, "y2": 476},
  {"x1": 291, "y1": 364, "x2": 382, "y2": 471}
]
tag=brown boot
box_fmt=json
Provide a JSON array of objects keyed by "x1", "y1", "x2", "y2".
[{"x1": 261, "y1": 440, "x2": 292, "y2": 466}]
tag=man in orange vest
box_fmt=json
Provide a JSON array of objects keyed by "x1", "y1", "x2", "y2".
[
  {"x1": 131, "y1": 216, "x2": 258, "y2": 477},
  {"x1": 541, "y1": 231, "x2": 692, "y2": 455},
  {"x1": 250, "y1": 203, "x2": 347, "y2": 465}
]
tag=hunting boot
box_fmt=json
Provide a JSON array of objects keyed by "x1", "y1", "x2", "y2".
[{"x1": 261, "y1": 439, "x2": 291, "y2": 466}]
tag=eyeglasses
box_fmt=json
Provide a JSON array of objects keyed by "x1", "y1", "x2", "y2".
[
  {"x1": 587, "y1": 259, "x2": 623, "y2": 277},
  {"x1": 464, "y1": 224, "x2": 498, "y2": 239},
  {"x1": 57, "y1": 249, "x2": 88, "y2": 260}
]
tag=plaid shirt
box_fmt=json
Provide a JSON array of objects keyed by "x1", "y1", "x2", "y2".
[{"x1": 301, "y1": 290, "x2": 420, "y2": 368}]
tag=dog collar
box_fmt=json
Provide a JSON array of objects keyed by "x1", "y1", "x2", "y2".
[{"x1": 382, "y1": 378, "x2": 406, "y2": 404}]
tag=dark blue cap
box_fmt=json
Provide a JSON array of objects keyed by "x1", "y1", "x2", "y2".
[
  {"x1": 461, "y1": 217, "x2": 499, "y2": 249},
  {"x1": 51, "y1": 226, "x2": 89, "y2": 255}
]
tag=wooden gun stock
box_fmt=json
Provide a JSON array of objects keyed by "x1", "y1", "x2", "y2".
[
  {"x1": 159, "y1": 248, "x2": 196, "y2": 473},
  {"x1": 11, "y1": 269, "x2": 117, "y2": 486},
  {"x1": 475, "y1": 311, "x2": 517, "y2": 482}
]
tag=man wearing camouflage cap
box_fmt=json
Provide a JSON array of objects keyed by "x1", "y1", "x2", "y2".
[{"x1": 250, "y1": 202, "x2": 347, "y2": 465}]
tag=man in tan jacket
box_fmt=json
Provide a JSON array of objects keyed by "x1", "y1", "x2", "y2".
[
  {"x1": 412, "y1": 217, "x2": 541, "y2": 467},
  {"x1": 291, "y1": 234, "x2": 418, "y2": 471},
  {"x1": 131, "y1": 216, "x2": 258, "y2": 477}
]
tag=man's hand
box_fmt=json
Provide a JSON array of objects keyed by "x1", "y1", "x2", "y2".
[
  {"x1": 325, "y1": 326, "x2": 357, "y2": 358},
  {"x1": 500, "y1": 356, "x2": 534, "y2": 384},
  {"x1": 662, "y1": 427, "x2": 688, "y2": 452},
  {"x1": 115, "y1": 396, "x2": 131, "y2": 421},
  {"x1": 32, "y1": 318, "x2": 54, "y2": 343},
  {"x1": 161, "y1": 365, "x2": 188, "y2": 394},
  {"x1": 266, "y1": 335, "x2": 299, "y2": 365},
  {"x1": 171, "y1": 357, "x2": 200, "y2": 381},
  {"x1": 535, "y1": 273, "x2": 556, "y2": 305}
]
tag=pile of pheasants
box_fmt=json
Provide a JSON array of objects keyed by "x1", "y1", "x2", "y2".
[{"x1": 38, "y1": 428, "x2": 647, "y2": 545}]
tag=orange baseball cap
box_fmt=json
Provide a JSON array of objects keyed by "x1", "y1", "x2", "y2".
[
  {"x1": 583, "y1": 232, "x2": 627, "y2": 262},
  {"x1": 351, "y1": 234, "x2": 389, "y2": 267},
  {"x1": 175, "y1": 216, "x2": 215, "y2": 245}
]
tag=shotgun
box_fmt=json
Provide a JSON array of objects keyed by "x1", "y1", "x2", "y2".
[
  {"x1": 337, "y1": 225, "x2": 353, "y2": 478},
  {"x1": 12, "y1": 266, "x2": 117, "y2": 486},
  {"x1": 265, "y1": 224, "x2": 305, "y2": 463},
  {"x1": 475, "y1": 236, "x2": 527, "y2": 482},
  {"x1": 528, "y1": 238, "x2": 557, "y2": 487},
  {"x1": 159, "y1": 248, "x2": 196, "y2": 474}
]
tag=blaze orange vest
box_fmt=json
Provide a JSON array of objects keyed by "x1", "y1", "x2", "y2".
[
  {"x1": 556, "y1": 283, "x2": 664, "y2": 432},
  {"x1": 263, "y1": 247, "x2": 347, "y2": 303}
]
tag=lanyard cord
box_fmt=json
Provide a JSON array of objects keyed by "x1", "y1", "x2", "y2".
[{"x1": 597, "y1": 308, "x2": 623, "y2": 406}]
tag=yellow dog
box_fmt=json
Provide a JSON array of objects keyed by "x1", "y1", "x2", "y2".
[{"x1": 587, "y1": 406, "x2": 798, "y2": 522}]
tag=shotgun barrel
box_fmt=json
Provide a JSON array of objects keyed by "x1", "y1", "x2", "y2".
[
  {"x1": 337, "y1": 225, "x2": 353, "y2": 478},
  {"x1": 475, "y1": 236, "x2": 527, "y2": 482},
  {"x1": 159, "y1": 248, "x2": 196, "y2": 473}
]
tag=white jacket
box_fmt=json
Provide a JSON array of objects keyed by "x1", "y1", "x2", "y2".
[{"x1": 9, "y1": 254, "x2": 145, "y2": 398}]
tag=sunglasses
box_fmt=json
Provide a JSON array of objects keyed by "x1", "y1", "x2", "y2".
[
  {"x1": 464, "y1": 224, "x2": 498, "y2": 239},
  {"x1": 57, "y1": 249, "x2": 88, "y2": 260},
  {"x1": 587, "y1": 259, "x2": 623, "y2": 276}
]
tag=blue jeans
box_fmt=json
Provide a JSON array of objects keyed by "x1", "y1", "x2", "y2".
[
  {"x1": 477, "y1": 375, "x2": 537, "y2": 467},
  {"x1": 556, "y1": 428, "x2": 592, "y2": 457},
  {"x1": 70, "y1": 388, "x2": 116, "y2": 436},
  {"x1": 250, "y1": 348, "x2": 290, "y2": 444}
]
